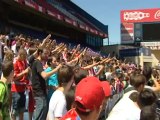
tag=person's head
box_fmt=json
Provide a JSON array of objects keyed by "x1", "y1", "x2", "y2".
[
  {"x1": 1, "y1": 61, "x2": 14, "y2": 82},
  {"x1": 42, "y1": 48, "x2": 50, "y2": 61},
  {"x1": 74, "y1": 68, "x2": 89, "y2": 85},
  {"x1": 110, "y1": 78, "x2": 115, "y2": 86},
  {"x1": 58, "y1": 65, "x2": 74, "y2": 89},
  {"x1": 51, "y1": 55, "x2": 59, "y2": 67},
  {"x1": 93, "y1": 57, "x2": 101, "y2": 63},
  {"x1": 18, "y1": 48, "x2": 27, "y2": 60},
  {"x1": 4, "y1": 50, "x2": 14, "y2": 62},
  {"x1": 140, "y1": 105, "x2": 157, "y2": 120},
  {"x1": 129, "y1": 92, "x2": 139, "y2": 102},
  {"x1": 75, "y1": 77, "x2": 105, "y2": 120},
  {"x1": 131, "y1": 74, "x2": 146, "y2": 92},
  {"x1": 137, "y1": 88, "x2": 157, "y2": 109},
  {"x1": 37, "y1": 48, "x2": 50, "y2": 61}
]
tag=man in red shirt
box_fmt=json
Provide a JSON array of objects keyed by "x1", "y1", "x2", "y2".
[{"x1": 11, "y1": 48, "x2": 30, "y2": 120}]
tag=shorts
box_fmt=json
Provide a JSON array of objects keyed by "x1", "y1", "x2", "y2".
[{"x1": 11, "y1": 92, "x2": 26, "y2": 116}]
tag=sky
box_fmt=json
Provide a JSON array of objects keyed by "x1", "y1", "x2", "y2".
[{"x1": 72, "y1": 0, "x2": 160, "y2": 45}]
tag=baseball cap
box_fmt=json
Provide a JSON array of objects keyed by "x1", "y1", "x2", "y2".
[
  {"x1": 75, "y1": 77, "x2": 105, "y2": 112},
  {"x1": 101, "y1": 81, "x2": 111, "y2": 97}
]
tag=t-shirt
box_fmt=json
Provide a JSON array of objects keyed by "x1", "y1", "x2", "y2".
[
  {"x1": 107, "y1": 96, "x2": 140, "y2": 120},
  {"x1": 45, "y1": 67, "x2": 58, "y2": 99},
  {"x1": 45, "y1": 67, "x2": 58, "y2": 87},
  {"x1": 11, "y1": 59, "x2": 28, "y2": 92},
  {"x1": 60, "y1": 108, "x2": 79, "y2": 120},
  {"x1": 31, "y1": 59, "x2": 47, "y2": 97},
  {"x1": 48, "y1": 90, "x2": 67, "y2": 120},
  {"x1": 0, "y1": 82, "x2": 10, "y2": 120}
]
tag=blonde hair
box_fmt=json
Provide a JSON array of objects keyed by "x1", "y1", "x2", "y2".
[{"x1": 4, "y1": 50, "x2": 14, "y2": 62}]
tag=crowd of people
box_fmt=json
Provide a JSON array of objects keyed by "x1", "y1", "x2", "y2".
[{"x1": 0, "y1": 33, "x2": 160, "y2": 120}]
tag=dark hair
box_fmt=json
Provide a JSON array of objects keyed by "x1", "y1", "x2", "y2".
[
  {"x1": 18, "y1": 48, "x2": 26, "y2": 55},
  {"x1": 1, "y1": 61, "x2": 13, "y2": 77},
  {"x1": 65, "y1": 86, "x2": 75, "y2": 110},
  {"x1": 137, "y1": 89, "x2": 157, "y2": 108},
  {"x1": 129, "y1": 92, "x2": 139, "y2": 102},
  {"x1": 94, "y1": 57, "x2": 101, "y2": 62},
  {"x1": 143, "y1": 67, "x2": 152, "y2": 82},
  {"x1": 132, "y1": 74, "x2": 146, "y2": 89},
  {"x1": 46, "y1": 57, "x2": 52, "y2": 66},
  {"x1": 74, "y1": 69, "x2": 88, "y2": 85},
  {"x1": 140, "y1": 105, "x2": 157, "y2": 120},
  {"x1": 37, "y1": 48, "x2": 43, "y2": 56},
  {"x1": 57, "y1": 65, "x2": 74, "y2": 86}
]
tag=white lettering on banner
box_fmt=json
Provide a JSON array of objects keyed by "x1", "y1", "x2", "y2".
[
  {"x1": 154, "y1": 10, "x2": 160, "y2": 19},
  {"x1": 124, "y1": 12, "x2": 150, "y2": 21},
  {"x1": 25, "y1": 1, "x2": 35, "y2": 9},
  {"x1": 65, "y1": 18, "x2": 72, "y2": 24},
  {"x1": 38, "y1": 6, "x2": 43, "y2": 12},
  {"x1": 47, "y1": 10, "x2": 56, "y2": 17},
  {"x1": 141, "y1": 42, "x2": 160, "y2": 47},
  {"x1": 80, "y1": 25, "x2": 85, "y2": 29},
  {"x1": 57, "y1": 15, "x2": 62, "y2": 20},
  {"x1": 121, "y1": 28, "x2": 133, "y2": 31}
]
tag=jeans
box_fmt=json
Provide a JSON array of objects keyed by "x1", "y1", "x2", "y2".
[{"x1": 33, "y1": 96, "x2": 48, "y2": 120}]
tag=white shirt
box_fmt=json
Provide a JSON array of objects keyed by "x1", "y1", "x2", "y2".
[
  {"x1": 105, "y1": 72, "x2": 112, "y2": 80},
  {"x1": 48, "y1": 90, "x2": 67, "y2": 120},
  {"x1": 11, "y1": 42, "x2": 17, "y2": 55},
  {"x1": 106, "y1": 97, "x2": 140, "y2": 120}
]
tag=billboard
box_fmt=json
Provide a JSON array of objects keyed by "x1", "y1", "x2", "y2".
[
  {"x1": 121, "y1": 8, "x2": 160, "y2": 23},
  {"x1": 121, "y1": 8, "x2": 160, "y2": 44}
]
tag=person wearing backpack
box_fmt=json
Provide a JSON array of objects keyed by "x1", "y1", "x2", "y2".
[{"x1": 0, "y1": 61, "x2": 14, "y2": 120}]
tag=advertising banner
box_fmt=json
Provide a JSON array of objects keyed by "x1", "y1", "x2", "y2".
[
  {"x1": 121, "y1": 8, "x2": 160, "y2": 23},
  {"x1": 121, "y1": 23, "x2": 134, "y2": 44}
]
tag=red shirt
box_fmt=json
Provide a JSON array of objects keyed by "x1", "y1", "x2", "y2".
[
  {"x1": 60, "y1": 108, "x2": 78, "y2": 120},
  {"x1": 11, "y1": 59, "x2": 29, "y2": 92}
]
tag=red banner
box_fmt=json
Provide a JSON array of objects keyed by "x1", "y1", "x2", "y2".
[
  {"x1": 121, "y1": 23, "x2": 134, "y2": 34},
  {"x1": 121, "y1": 8, "x2": 160, "y2": 23}
]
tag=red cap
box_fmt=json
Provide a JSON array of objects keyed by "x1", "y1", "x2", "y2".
[
  {"x1": 101, "y1": 81, "x2": 111, "y2": 97},
  {"x1": 75, "y1": 77, "x2": 105, "y2": 112}
]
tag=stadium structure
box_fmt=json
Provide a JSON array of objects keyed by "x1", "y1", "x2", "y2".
[
  {"x1": 120, "y1": 8, "x2": 160, "y2": 67},
  {"x1": 0, "y1": 0, "x2": 108, "y2": 50}
]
